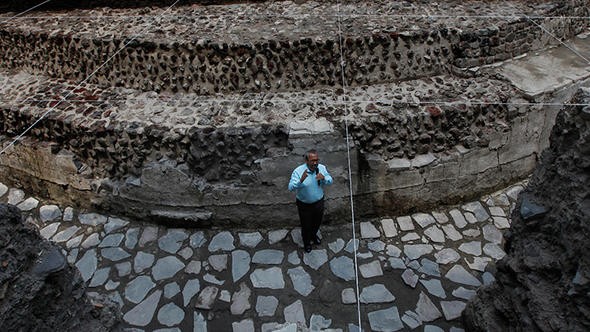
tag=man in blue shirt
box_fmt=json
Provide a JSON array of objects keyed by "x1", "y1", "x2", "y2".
[{"x1": 288, "y1": 149, "x2": 333, "y2": 253}]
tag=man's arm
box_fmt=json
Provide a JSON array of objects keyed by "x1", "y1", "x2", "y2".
[
  {"x1": 288, "y1": 168, "x2": 305, "y2": 191},
  {"x1": 319, "y1": 165, "x2": 333, "y2": 185}
]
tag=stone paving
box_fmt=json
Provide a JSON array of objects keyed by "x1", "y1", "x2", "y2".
[{"x1": 0, "y1": 180, "x2": 525, "y2": 331}]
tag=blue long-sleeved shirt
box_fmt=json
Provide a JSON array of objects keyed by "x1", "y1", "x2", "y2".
[{"x1": 288, "y1": 163, "x2": 333, "y2": 203}]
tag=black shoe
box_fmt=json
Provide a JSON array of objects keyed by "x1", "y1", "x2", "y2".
[
  {"x1": 312, "y1": 236, "x2": 321, "y2": 245},
  {"x1": 304, "y1": 244, "x2": 312, "y2": 253}
]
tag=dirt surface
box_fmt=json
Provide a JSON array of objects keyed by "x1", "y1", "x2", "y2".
[
  {"x1": 462, "y1": 88, "x2": 590, "y2": 331},
  {"x1": 0, "y1": 203, "x2": 122, "y2": 331}
]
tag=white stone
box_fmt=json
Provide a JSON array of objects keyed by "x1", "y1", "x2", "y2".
[
  {"x1": 420, "y1": 278, "x2": 446, "y2": 299},
  {"x1": 40, "y1": 223, "x2": 60, "y2": 240},
  {"x1": 401, "y1": 269, "x2": 419, "y2": 288},
  {"x1": 401, "y1": 232, "x2": 420, "y2": 242},
  {"x1": 252, "y1": 249, "x2": 284, "y2": 265},
  {"x1": 195, "y1": 286, "x2": 219, "y2": 309},
  {"x1": 412, "y1": 213, "x2": 436, "y2": 228},
  {"x1": 268, "y1": 229, "x2": 289, "y2": 244},
  {"x1": 179, "y1": 247, "x2": 194, "y2": 260},
  {"x1": 404, "y1": 244, "x2": 434, "y2": 260},
  {"x1": 39, "y1": 205, "x2": 62, "y2": 222},
  {"x1": 284, "y1": 300, "x2": 306, "y2": 324},
  {"x1": 493, "y1": 216, "x2": 511, "y2": 229},
  {"x1": 53, "y1": 226, "x2": 80, "y2": 243},
  {"x1": 309, "y1": 314, "x2": 332, "y2": 331},
  {"x1": 341, "y1": 288, "x2": 356, "y2": 304},
  {"x1": 452, "y1": 287, "x2": 477, "y2": 300},
  {"x1": 386, "y1": 245, "x2": 402, "y2": 257},
  {"x1": 359, "y1": 260, "x2": 383, "y2": 278},
  {"x1": 250, "y1": 267, "x2": 285, "y2": 289},
  {"x1": 219, "y1": 290, "x2": 231, "y2": 302},
  {"x1": 483, "y1": 243, "x2": 506, "y2": 260},
  {"x1": 435, "y1": 248, "x2": 461, "y2": 265},
  {"x1": 466, "y1": 257, "x2": 492, "y2": 272},
  {"x1": 0, "y1": 183, "x2": 7, "y2": 198},
  {"x1": 256, "y1": 296, "x2": 279, "y2": 317},
  {"x1": 489, "y1": 206, "x2": 506, "y2": 217},
  {"x1": 380, "y1": 218, "x2": 397, "y2": 237},
  {"x1": 104, "y1": 217, "x2": 129, "y2": 234},
  {"x1": 230, "y1": 283, "x2": 251, "y2": 315},
  {"x1": 424, "y1": 225, "x2": 445, "y2": 243},
  {"x1": 458, "y1": 241, "x2": 482, "y2": 256},
  {"x1": 287, "y1": 251, "x2": 300, "y2": 265},
  {"x1": 122, "y1": 290, "x2": 162, "y2": 327},
  {"x1": 462, "y1": 201, "x2": 490, "y2": 222},
  {"x1": 360, "y1": 284, "x2": 395, "y2": 303},
  {"x1": 449, "y1": 209, "x2": 467, "y2": 229},
  {"x1": 388, "y1": 157, "x2": 411, "y2": 170},
  {"x1": 432, "y1": 211, "x2": 449, "y2": 224},
  {"x1": 441, "y1": 224, "x2": 463, "y2": 241},
  {"x1": 360, "y1": 222, "x2": 381, "y2": 239},
  {"x1": 231, "y1": 250, "x2": 251, "y2": 282},
  {"x1": 17, "y1": 197, "x2": 39, "y2": 211},
  {"x1": 416, "y1": 292, "x2": 442, "y2": 322},
  {"x1": 482, "y1": 224, "x2": 503, "y2": 244},
  {"x1": 411, "y1": 153, "x2": 436, "y2": 168},
  {"x1": 397, "y1": 216, "x2": 415, "y2": 231},
  {"x1": 402, "y1": 311, "x2": 422, "y2": 329},
  {"x1": 464, "y1": 212, "x2": 478, "y2": 224},
  {"x1": 368, "y1": 306, "x2": 404, "y2": 331},
  {"x1": 78, "y1": 213, "x2": 108, "y2": 226},
  {"x1": 506, "y1": 185, "x2": 523, "y2": 200},
  {"x1": 287, "y1": 267, "x2": 315, "y2": 296},
  {"x1": 185, "y1": 261, "x2": 202, "y2": 275},
  {"x1": 203, "y1": 274, "x2": 224, "y2": 285},
  {"x1": 194, "y1": 312, "x2": 207, "y2": 332},
  {"x1": 462, "y1": 228, "x2": 481, "y2": 238},
  {"x1": 7, "y1": 188, "x2": 24, "y2": 205},
  {"x1": 445, "y1": 265, "x2": 481, "y2": 287},
  {"x1": 63, "y1": 207, "x2": 74, "y2": 221},
  {"x1": 232, "y1": 319, "x2": 254, "y2": 332},
  {"x1": 208, "y1": 232, "x2": 235, "y2": 252},
  {"x1": 239, "y1": 232, "x2": 263, "y2": 248},
  {"x1": 209, "y1": 254, "x2": 228, "y2": 272},
  {"x1": 328, "y1": 238, "x2": 345, "y2": 253},
  {"x1": 290, "y1": 228, "x2": 304, "y2": 247},
  {"x1": 441, "y1": 301, "x2": 467, "y2": 320},
  {"x1": 303, "y1": 249, "x2": 328, "y2": 270}
]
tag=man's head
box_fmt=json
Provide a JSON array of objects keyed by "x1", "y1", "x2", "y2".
[{"x1": 304, "y1": 149, "x2": 319, "y2": 172}]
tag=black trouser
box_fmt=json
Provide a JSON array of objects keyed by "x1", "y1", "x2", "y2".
[{"x1": 296, "y1": 197, "x2": 324, "y2": 246}]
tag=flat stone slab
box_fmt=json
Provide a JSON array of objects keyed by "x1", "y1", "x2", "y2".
[
  {"x1": 360, "y1": 284, "x2": 395, "y2": 303},
  {"x1": 284, "y1": 300, "x2": 305, "y2": 324},
  {"x1": 368, "y1": 306, "x2": 404, "y2": 332},
  {"x1": 256, "y1": 296, "x2": 279, "y2": 317},
  {"x1": 123, "y1": 290, "x2": 162, "y2": 327},
  {"x1": 329, "y1": 256, "x2": 355, "y2": 281},
  {"x1": 397, "y1": 216, "x2": 415, "y2": 231},
  {"x1": 239, "y1": 232, "x2": 263, "y2": 247},
  {"x1": 232, "y1": 250, "x2": 251, "y2": 282},
  {"x1": 445, "y1": 265, "x2": 481, "y2": 287},
  {"x1": 303, "y1": 249, "x2": 328, "y2": 270},
  {"x1": 152, "y1": 256, "x2": 185, "y2": 281},
  {"x1": 380, "y1": 218, "x2": 398, "y2": 237},
  {"x1": 287, "y1": 267, "x2": 315, "y2": 296},
  {"x1": 78, "y1": 213, "x2": 108, "y2": 226},
  {"x1": 158, "y1": 302, "x2": 185, "y2": 327},
  {"x1": 125, "y1": 275, "x2": 156, "y2": 303},
  {"x1": 440, "y1": 301, "x2": 467, "y2": 320},
  {"x1": 404, "y1": 244, "x2": 434, "y2": 260},
  {"x1": 412, "y1": 213, "x2": 436, "y2": 228},
  {"x1": 359, "y1": 260, "x2": 384, "y2": 278},
  {"x1": 252, "y1": 249, "x2": 284, "y2": 265},
  {"x1": 416, "y1": 292, "x2": 443, "y2": 322},
  {"x1": 360, "y1": 222, "x2": 381, "y2": 239},
  {"x1": 250, "y1": 267, "x2": 285, "y2": 289},
  {"x1": 158, "y1": 229, "x2": 189, "y2": 254}
]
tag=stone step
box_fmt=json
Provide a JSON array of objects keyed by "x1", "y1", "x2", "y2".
[{"x1": 0, "y1": 1, "x2": 586, "y2": 94}]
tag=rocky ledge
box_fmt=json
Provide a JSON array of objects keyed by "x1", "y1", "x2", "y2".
[{"x1": 462, "y1": 88, "x2": 590, "y2": 330}]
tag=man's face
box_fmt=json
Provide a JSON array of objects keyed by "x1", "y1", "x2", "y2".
[{"x1": 306, "y1": 153, "x2": 319, "y2": 172}]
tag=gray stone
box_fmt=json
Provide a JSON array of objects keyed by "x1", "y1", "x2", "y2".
[
  {"x1": 493, "y1": 216, "x2": 511, "y2": 229},
  {"x1": 360, "y1": 222, "x2": 381, "y2": 239},
  {"x1": 310, "y1": 314, "x2": 332, "y2": 331},
  {"x1": 159, "y1": 229, "x2": 189, "y2": 254},
  {"x1": 449, "y1": 209, "x2": 467, "y2": 229},
  {"x1": 105, "y1": 280, "x2": 119, "y2": 291},
  {"x1": 401, "y1": 233, "x2": 420, "y2": 242},
  {"x1": 126, "y1": 276, "x2": 156, "y2": 304},
  {"x1": 445, "y1": 265, "x2": 481, "y2": 286},
  {"x1": 482, "y1": 272, "x2": 496, "y2": 285},
  {"x1": 466, "y1": 256, "x2": 492, "y2": 272},
  {"x1": 284, "y1": 300, "x2": 305, "y2": 324},
  {"x1": 464, "y1": 212, "x2": 478, "y2": 224},
  {"x1": 441, "y1": 224, "x2": 463, "y2": 241},
  {"x1": 462, "y1": 201, "x2": 490, "y2": 222},
  {"x1": 17, "y1": 197, "x2": 38, "y2": 211},
  {"x1": 368, "y1": 306, "x2": 403, "y2": 331},
  {"x1": 89, "y1": 267, "x2": 110, "y2": 287},
  {"x1": 380, "y1": 218, "x2": 398, "y2": 237},
  {"x1": 75, "y1": 249, "x2": 97, "y2": 282},
  {"x1": 63, "y1": 207, "x2": 74, "y2": 221},
  {"x1": 123, "y1": 290, "x2": 162, "y2": 327},
  {"x1": 261, "y1": 323, "x2": 282, "y2": 332},
  {"x1": 424, "y1": 326, "x2": 445, "y2": 332},
  {"x1": 139, "y1": 226, "x2": 158, "y2": 247},
  {"x1": 208, "y1": 231, "x2": 235, "y2": 252},
  {"x1": 483, "y1": 243, "x2": 506, "y2": 259},
  {"x1": 101, "y1": 248, "x2": 131, "y2": 262},
  {"x1": 40, "y1": 205, "x2": 62, "y2": 222},
  {"x1": 360, "y1": 284, "x2": 395, "y2": 303},
  {"x1": 104, "y1": 217, "x2": 129, "y2": 234},
  {"x1": 40, "y1": 223, "x2": 60, "y2": 240},
  {"x1": 78, "y1": 213, "x2": 108, "y2": 226},
  {"x1": 232, "y1": 319, "x2": 254, "y2": 332},
  {"x1": 66, "y1": 249, "x2": 78, "y2": 264},
  {"x1": 330, "y1": 256, "x2": 355, "y2": 281},
  {"x1": 250, "y1": 267, "x2": 285, "y2": 289},
  {"x1": 435, "y1": 248, "x2": 461, "y2": 264},
  {"x1": 189, "y1": 231, "x2": 206, "y2": 248},
  {"x1": 0, "y1": 183, "x2": 7, "y2": 198},
  {"x1": 99, "y1": 234, "x2": 125, "y2": 248},
  {"x1": 432, "y1": 211, "x2": 449, "y2": 224},
  {"x1": 303, "y1": 249, "x2": 328, "y2": 270},
  {"x1": 185, "y1": 260, "x2": 202, "y2": 274},
  {"x1": 268, "y1": 229, "x2": 289, "y2": 244},
  {"x1": 489, "y1": 206, "x2": 506, "y2": 217},
  {"x1": 164, "y1": 282, "x2": 180, "y2": 299},
  {"x1": 81, "y1": 233, "x2": 100, "y2": 248},
  {"x1": 412, "y1": 213, "x2": 436, "y2": 228},
  {"x1": 462, "y1": 228, "x2": 481, "y2": 238},
  {"x1": 419, "y1": 258, "x2": 441, "y2": 277},
  {"x1": 402, "y1": 269, "x2": 419, "y2": 288},
  {"x1": 219, "y1": 290, "x2": 231, "y2": 303},
  {"x1": 125, "y1": 228, "x2": 140, "y2": 249},
  {"x1": 115, "y1": 262, "x2": 132, "y2": 277},
  {"x1": 153, "y1": 256, "x2": 185, "y2": 281},
  {"x1": 482, "y1": 224, "x2": 503, "y2": 244},
  {"x1": 357, "y1": 251, "x2": 374, "y2": 259},
  {"x1": 328, "y1": 239, "x2": 345, "y2": 254},
  {"x1": 404, "y1": 244, "x2": 434, "y2": 260},
  {"x1": 367, "y1": 240, "x2": 386, "y2": 252},
  {"x1": 209, "y1": 254, "x2": 228, "y2": 272},
  {"x1": 158, "y1": 302, "x2": 185, "y2": 327},
  {"x1": 416, "y1": 292, "x2": 443, "y2": 322},
  {"x1": 389, "y1": 257, "x2": 406, "y2": 269},
  {"x1": 386, "y1": 245, "x2": 402, "y2": 257},
  {"x1": 179, "y1": 247, "x2": 193, "y2": 260},
  {"x1": 232, "y1": 250, "x2": 251, "y2": 282},
  {"x1": 359, "y1": 260, "x2": 383, "y2": 278},
  {"x1": 7, "y1": 188, "x2": 24, "y2": 205},
  {"x1": 239, "y1": 232, "x2": 263, "y2": 248},
  {"x1": 253, "y1": 249, "x2": 284, "y2": 265},
  {"x1": 341, "y1": 288, "x2": 356, "y2": 304},
  {"x1": 397, "y1": 216, "x2": 415, "y2": 231},
  {"x1": 193, "y1": 312, "x2": 207, "y2": 332},
  {"x1": 256, "y1": 296, "x2": 279, "y2": 317},
  {"x1": 288, "y1": 251, "x2": 300, "y2": 265},
  {"x1": 195, "y1": 286, "x2": 219, "y2": 309},
  {"x1": 388, "y1": 157, "x2": 411, "y2": 170},
  {"x1": 203, "y1": 274, "x2": 224, "y2": 285},
  {"x1": 290, "y1": 229, "x2": 304, "y2": 247},
  {"x1": 401, "y1": 311, "x2": 422, "y2": 329},
  {"x1": 183, "y1": 279, "x2": 201, "y2": 306},
  {"x1": 424, "y1": 225, "x2": 445, "y2": 243},
  {"x1": 231, "y1": 283, "x2": 252, "y2": 315},
  {"x1": 440, "y1": 301, "x2": 467, "y2": 320},
  {"x1": 66, "y1": 234, "x2": 83, "y2": 249},
  {"x1": 134, "y1": 251, "x2": 155, "y2": 273},
  {"x1": 452, "y1": 287, "x2": 477, "y2": 300},
  {"x1": 506, "y1": 185, "x2": 524, "y2": 200},
  {"x1": 459, "y1": 241, "x2": 482, "y2": 256},
  {"x1": 344, "y1": 239, "x2": 360, "y2": 253},
  {"x1": 412, "y1": 153, "x2": 436, "y2": 168},
  {"x1": 288, "y1": 267, "x2": 315, "y2": 296},
  {"x1": 420, "y1": 278, "x2": 446, "y2": 298}
]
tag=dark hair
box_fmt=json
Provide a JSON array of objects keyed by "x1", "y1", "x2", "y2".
[{"x1": 304, "y1": 149, "x2": 318, "y2": 160}]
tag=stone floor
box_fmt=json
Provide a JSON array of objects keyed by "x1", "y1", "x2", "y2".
[{"x1": 0, "y1": 180, "x2": 525, "y2": 332}]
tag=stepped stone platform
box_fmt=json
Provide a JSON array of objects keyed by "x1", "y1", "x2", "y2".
[{"x1": 0, "y1": 0, "x2": 589, "y2": 226}]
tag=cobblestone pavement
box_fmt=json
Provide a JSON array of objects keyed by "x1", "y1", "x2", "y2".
[{"x1": 0, "y1": 180, "x2": 525, "y2": 331}]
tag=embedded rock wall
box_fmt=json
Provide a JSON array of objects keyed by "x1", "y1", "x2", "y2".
[{"x1": 462, "y1": 88, "x2": 590, "y2": 331}]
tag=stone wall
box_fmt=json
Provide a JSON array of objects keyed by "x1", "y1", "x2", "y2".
[{"x1": 0, "y1": 0, "x2": 263, "y2": 12}]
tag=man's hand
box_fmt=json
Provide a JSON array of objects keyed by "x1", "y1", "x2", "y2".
[
  {"x1": 300, "y1": 170, "x2": 308, "y2": 183},
  {"x1": 316, "y1": 172, "x2": 325, "y2": 181}
]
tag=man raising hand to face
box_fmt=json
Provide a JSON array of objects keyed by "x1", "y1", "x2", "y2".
[{"x1": 288, "y1": 149, "x2": 333, "y2": 253}]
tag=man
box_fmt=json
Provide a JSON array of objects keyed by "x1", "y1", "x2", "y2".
[{"x1": 288, "y1": 149, "x2": 333, "y2": 253}]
